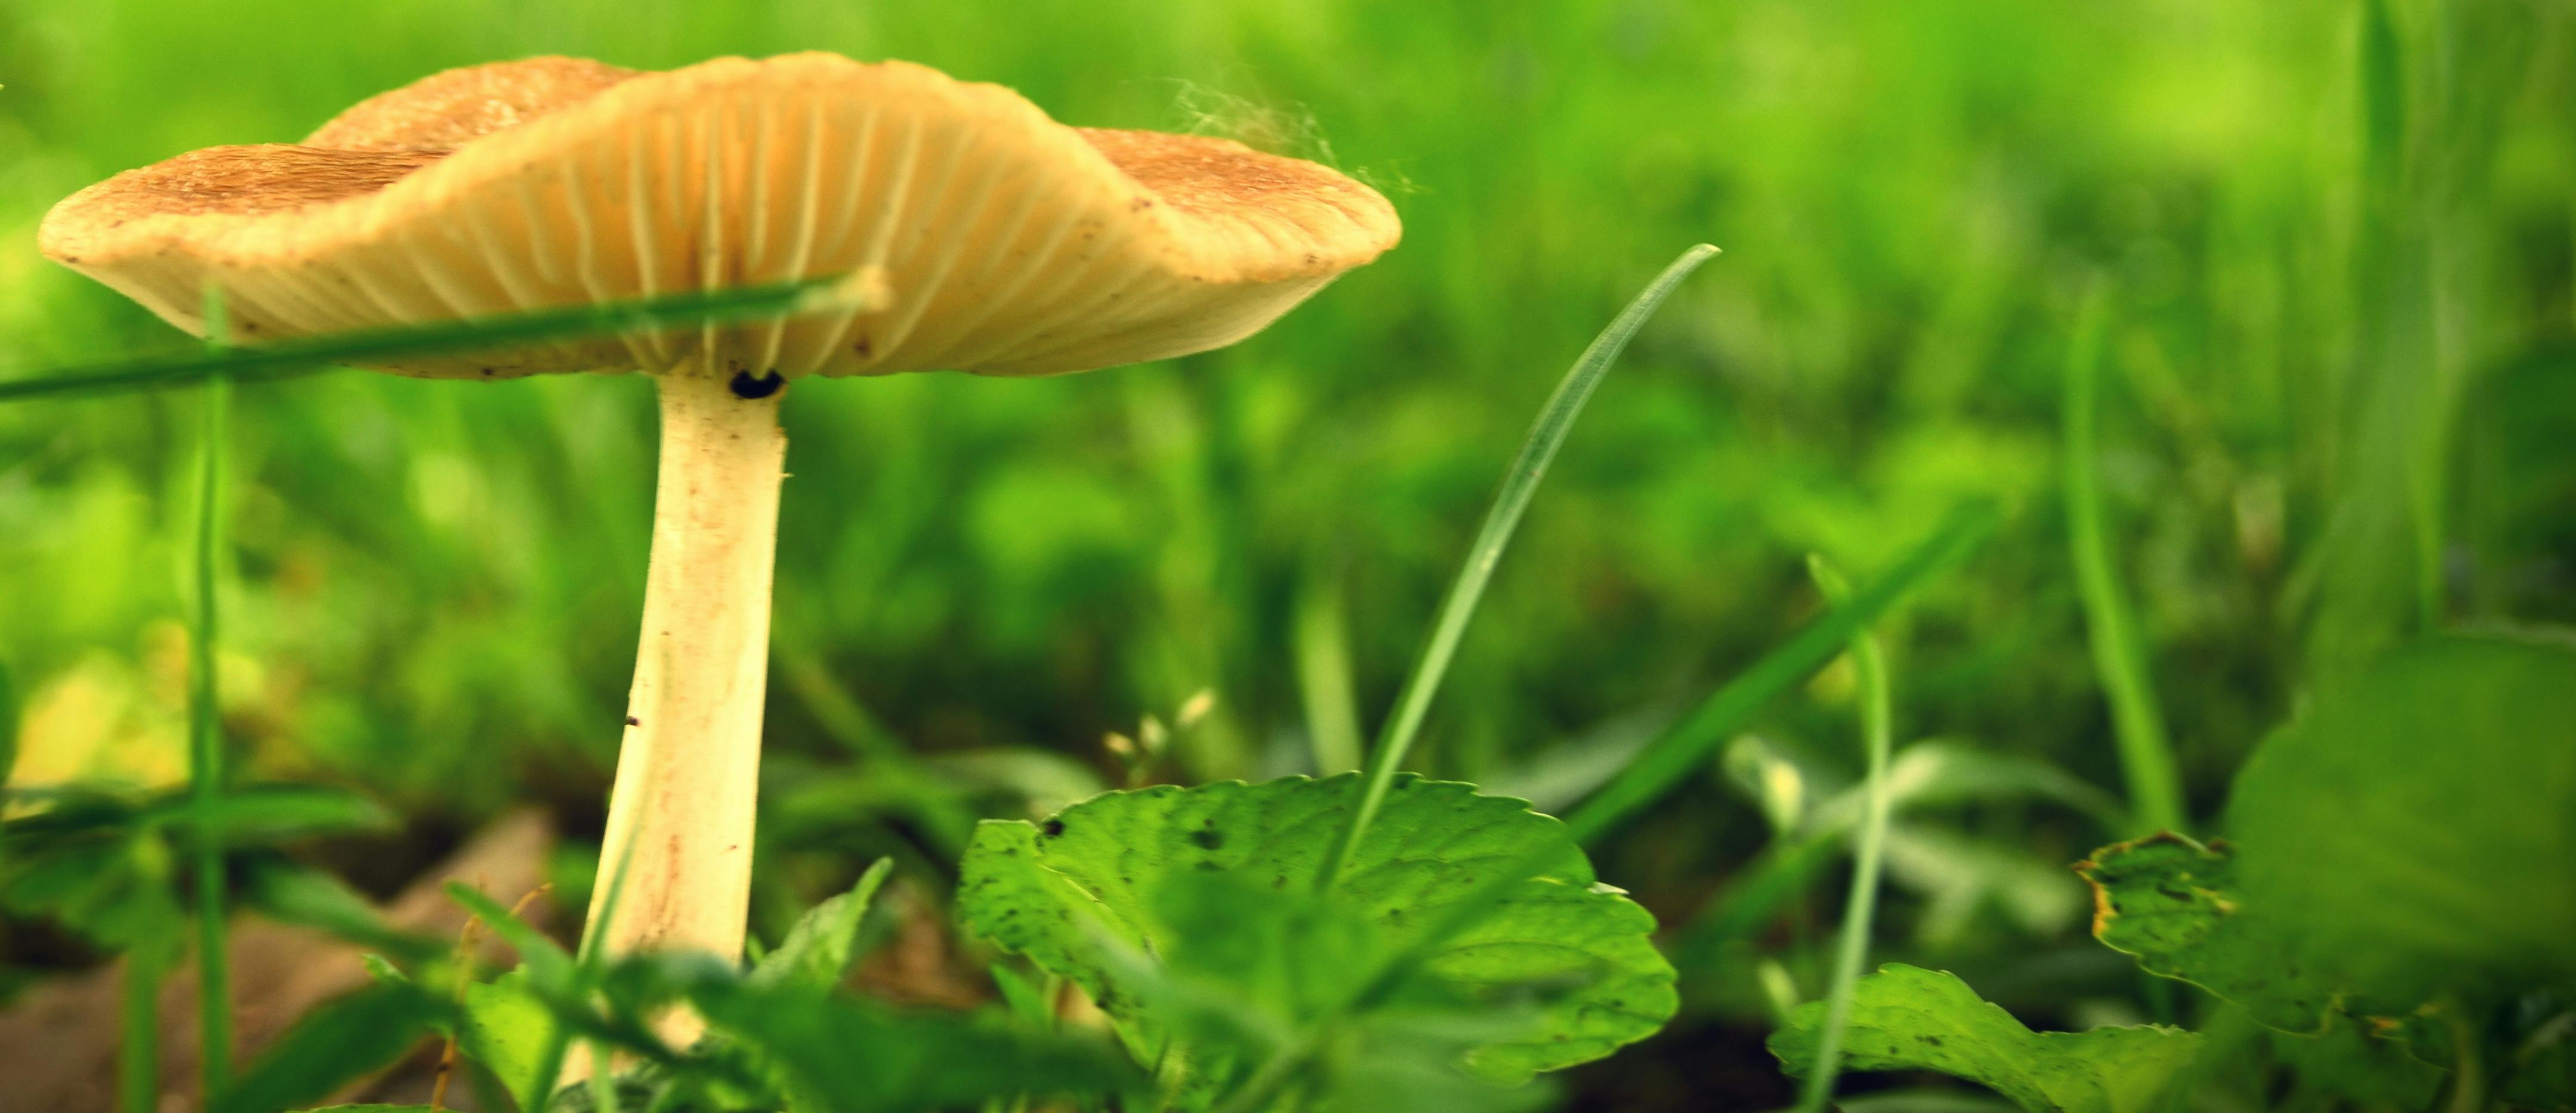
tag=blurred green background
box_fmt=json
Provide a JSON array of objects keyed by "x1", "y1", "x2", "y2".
[{"x1": 3, "y1": 0, "x2": 2570, "y2": 1106}]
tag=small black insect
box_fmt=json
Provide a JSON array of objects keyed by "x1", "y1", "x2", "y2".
[{"x1": 729, "y1": 369, "x2": 786, "y2": 399}]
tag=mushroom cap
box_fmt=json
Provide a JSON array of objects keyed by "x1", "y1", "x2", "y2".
[{"x1": 38, "y1": 54, "x2": 1400, "y2": 379}]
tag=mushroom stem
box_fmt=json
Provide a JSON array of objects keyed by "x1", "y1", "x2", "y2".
[{"x1": 587, "y1": 370, "x2": 786, "y2": 988}]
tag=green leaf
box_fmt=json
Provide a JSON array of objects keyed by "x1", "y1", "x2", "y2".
[
  {"x1": 460, "y1": 970, "x2": 559, "y2": 1112},
  {"x1": 147, "y1": 784, "x2": 396, "y2": 846},
  {"x1": 1767, "y1": 964, "x2": 2200, "y2": 1113},
  {"x1": 1114, "y1": 870, "x2": 1567, "y2": 1112},
  {"x1": 236, "y1": 854, "x2": 442, "y2": 961},
  {"x1": 0, "y1": 828, "x2": 185, "y2": 959},
  {"x1": 211, "y1": 982, "x2": 448, "y2": 1113},
  {"x1": 749, "y1": 858, "x2": 892, "y2": 991},
  {"x1": 687, "y1": 978, "x2": 1140, "y2": 1113},
  {"x1": 446, "y1": 881, "x2": 576, "y2": 990},
  {"x1": 957, "y1": 773, "x2": 1676, "y2": 1081},
  {"x1": 2228, "y1": 633, "x2": 2576, "y2": 1007},
  {"x1": 2074, "y1": 834, "x2": 2338, "y2": 1033}
]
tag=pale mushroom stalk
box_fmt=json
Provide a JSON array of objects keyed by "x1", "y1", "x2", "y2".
[
  {"x1": 41, "y1": 52, "x2": 1399, "y2": 1044},
  {"x1": 588, "y1": 369, "x2": 788, "y2": 964}
]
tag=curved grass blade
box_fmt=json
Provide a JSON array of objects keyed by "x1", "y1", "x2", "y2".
[
  {"x1": 0, "y1": 272, "x2": 872, "y2": 404},
  {"x1": 2061, "y1": 285, "x2": 2185, "y2": 834},
  {"x1": 1318, "y1": 243, "x2": 1720, "y2": 889},
  {"x1": 1795, "y1": 555, "x2": 1896, "y2": 1112},
  {"x1": 1564, "y1": 502, "x2": 1997, "y2": 845}
]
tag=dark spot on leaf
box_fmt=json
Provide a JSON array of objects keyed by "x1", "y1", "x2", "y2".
[
  {"x1": 1042, "y1": 819, "x2": 1065, "y2": 837},
  {"x1": 1190, "y1": 828, "x2": 1224, "y2": 850}
]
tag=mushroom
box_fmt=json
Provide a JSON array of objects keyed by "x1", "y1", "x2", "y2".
[{"x1": 39, "y1": 52, "x2": 1399, "y2": 1006}]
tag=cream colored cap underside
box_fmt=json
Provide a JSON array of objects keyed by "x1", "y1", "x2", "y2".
[{"x1": 38, "y1": 54, "x2": 1400, "y2": 379}]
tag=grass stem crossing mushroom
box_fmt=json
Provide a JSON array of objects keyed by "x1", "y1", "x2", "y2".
[{"x1": 41, "y1": 52, "x2": 1400, "y2": 1012}]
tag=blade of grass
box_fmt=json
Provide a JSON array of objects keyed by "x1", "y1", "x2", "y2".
[
  {"x1": 0, "y1": 271, "x2": 872, "y2": 404},
  {"x1": 187, "y1": 299, "x2": 235, "y2": 1096},
  {"x1": 2061, "y1": 285, "x2": 2185, "y2": 834},
  {"x1": 1564, "y1": 503, "x2": 1998, "y2": 845},
  {"x1": 1217, "y1": 506, "x2": 1992, "y2": 1113},
  {"x1": 1291, "y1": 563, "x2": 1364, "y2": 775},
  {"x1": 1794, "y1": 555, "x2": 1896, "y2": 1112},
  {"x1": 0, "y1": 663, "x2": 16, "y2": 788},
  {"x1": 1316, "y1": 243, "x2": 1720, "y2": 890},
  {"x1": 120, "y1": 948, "x2": 165, "y2": 1113}
]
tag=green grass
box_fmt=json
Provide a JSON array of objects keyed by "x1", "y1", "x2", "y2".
[
  {"x1": 1322, "y1": 244, "x2": 1716, "y2": 890},
  {"x1": 1793, "y1": 554, "x2": 1896, "y2": 1113},
  {"x1": 3, "y1": 1, "x2": 2572, "y2": 1109},
  {"x1": 2059, "y1": 283, "x2": 2185, "y2": 836}
]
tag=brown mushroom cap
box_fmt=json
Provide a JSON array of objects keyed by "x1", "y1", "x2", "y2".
[{"x1": 39, "y1": 54, "x2": 1400, "y2": 379}]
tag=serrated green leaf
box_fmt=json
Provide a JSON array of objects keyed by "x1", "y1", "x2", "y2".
[
  {"x1": 2229, "y1": 634, "x2": 2576, "y2": 1008},
  {"x1": 749, "y1": 858, "x2": 891, "y2": 991},
  {"x1": 1767, "y1": 964, "x2": 2200, "y2": 1113},
  {"x1": 957, "y1": 773, "x2": 1675, "y2": 1081},
  {"x1": 1111, "y1": 870, "x2": 1566, "y2": 1112},
  {"x1": 2074, "y1": 834, "x2": 2339, "y2": 1033},
  {"x1": 211, "y1": 981, "x2": 448, "y2": 1113},
  {"x1": 461, "y1": 970, "x2": 559, "y2": 1112}
]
